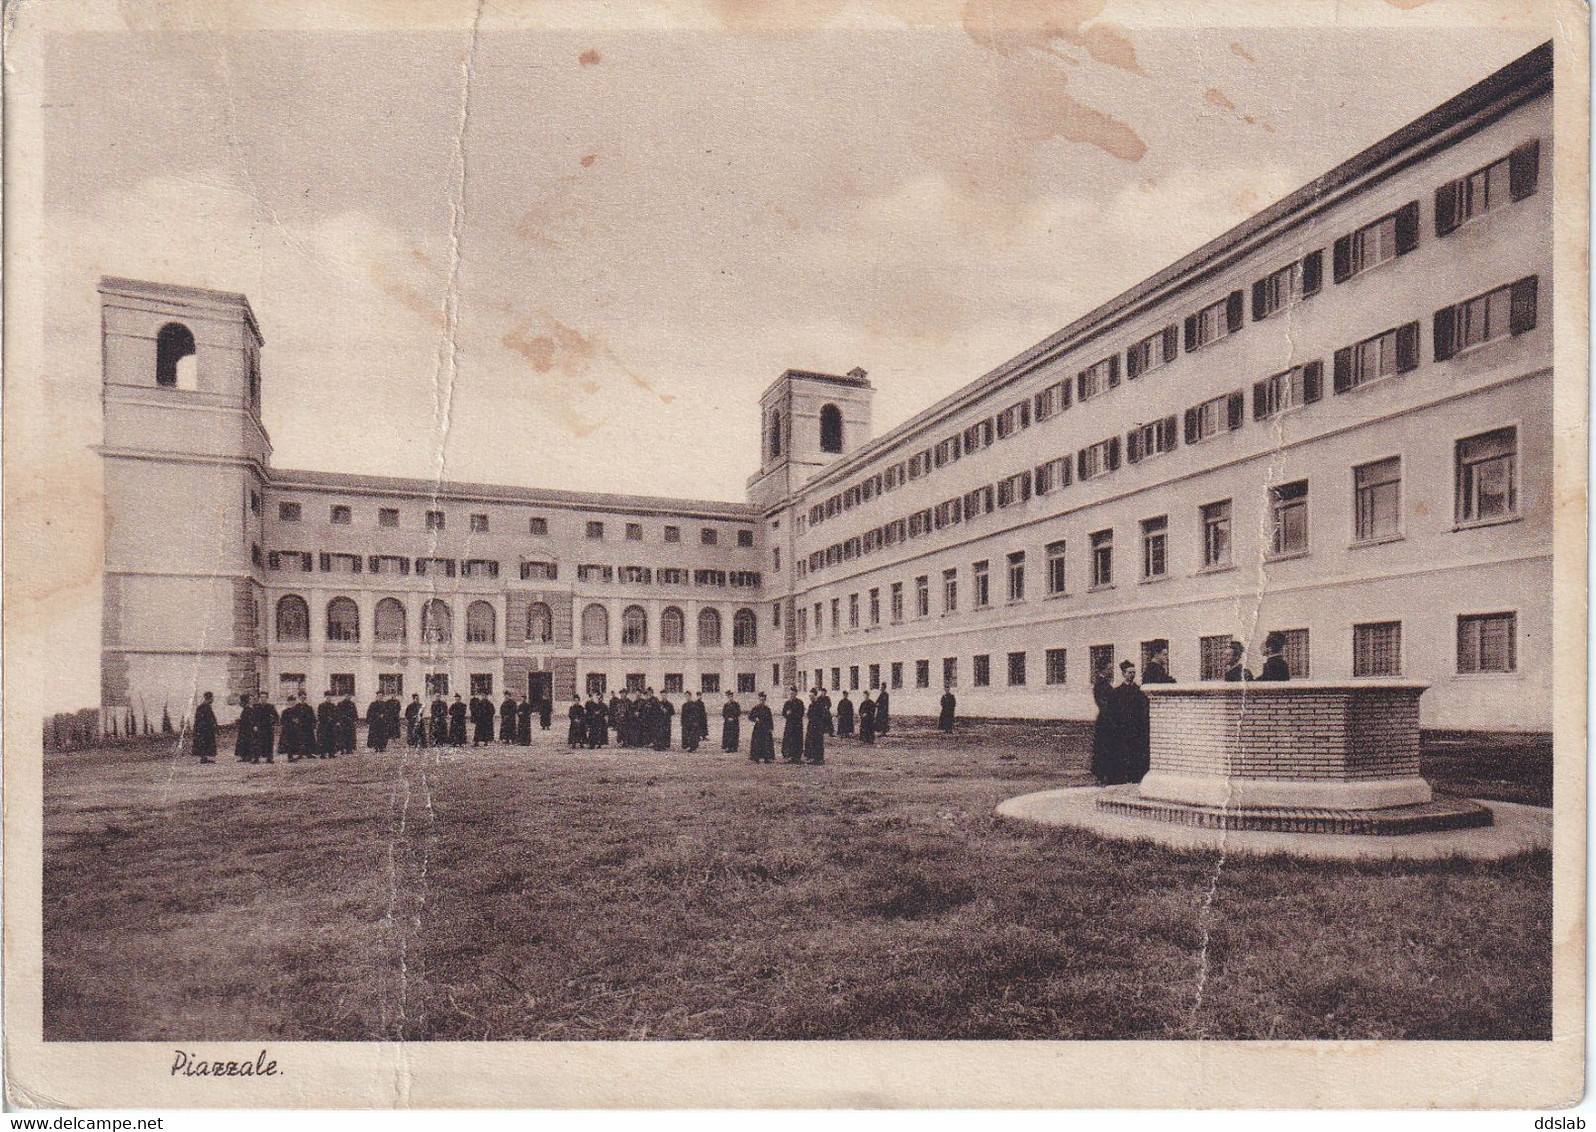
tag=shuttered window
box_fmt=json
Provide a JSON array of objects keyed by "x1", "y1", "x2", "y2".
[
  {"x1": 1183, "y1": 291, "x2": 1244, "y2": 352},
  {"x1": 1333, "y1": 323, "x2": 1420, "y2": 393},
  {"x1": 1436, "y1": 140, "x2": 1539, "y2": 235},
  {"x1": 1184, "y1": 391, "x2": 1245, "y2": 444},
  {"x1": 1333, "y1": 201, "x2": 1419, "y2": 282},
  {"x1": 1126, "y1": 324, "x2": 1180, "y2": 379},
  {"x1": 1253, "y1": 361, "x2": 1324, "y2": 419},
  {"x1": 1434, "y1": 277, "x2": 1538, "y2": 360}
]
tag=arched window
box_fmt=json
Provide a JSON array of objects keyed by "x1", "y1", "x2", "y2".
[
  {"x1": 156, "y1": 323, "x2": 196, "y2": 389},
  {"x1": 374, "y1": 598, "x2": 406, "y2": 643},
  {"x1": 620, "y1": 605, "x2": 648, "y2": 646},
  {"x1": 275, "y1": 594, "x2": 310, "y2": 642},
  {"x1": 698, "y1": 607, "x2": 722, "y2": 647},
  {"x1": 733, "y1": 608, "x2": 758, "y2": 648},
  {"x1": 768, "y1": 409, "x2": 783, "y2": 460},
  {"x1": 581, "y1": 603, "x2": 609, "y2": 646},
  {"x1": 326, "y1": 597, "x2": 360, "y2": 643},
  {"x1": 819, "y1": 403, "x2": 843, "y2": 453},
  {"x1": 527, "y1": 601, "x2": 553, "y2": 644},
  {"x1": 660, "y1": 606, "x2": 685, "y2": 647},
  {"x1": 421, "y1": 599, "x2": 452, "y2": 644},
  {"x1": 466, "y1": 601, "x2": 497, "y2": 644}
]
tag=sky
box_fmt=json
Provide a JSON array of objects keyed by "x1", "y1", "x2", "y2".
[{"x1": 13, "y1": 0, "x2": 1554, "y2": 712}]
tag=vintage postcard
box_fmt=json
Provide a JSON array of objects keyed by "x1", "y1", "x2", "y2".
[{"x1": 3, "y1": 0, "x2": 1587, "y2": 1111}]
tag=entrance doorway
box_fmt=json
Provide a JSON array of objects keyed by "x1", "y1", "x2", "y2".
[{"x1": 528, "y1": 672, "x2": 553, "y2": 703}]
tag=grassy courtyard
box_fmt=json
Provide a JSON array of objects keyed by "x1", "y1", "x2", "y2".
[{"x1": 42, "y1": 721, "x2": 1552, "y2": 1041}]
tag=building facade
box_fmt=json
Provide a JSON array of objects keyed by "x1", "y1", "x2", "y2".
[{"x1": 100, "y1": 45, "x2": 1554, "y2": 732}]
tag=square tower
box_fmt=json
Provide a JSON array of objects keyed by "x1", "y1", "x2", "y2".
[
  {"x1": 745, "y1": 367, "x2": 873, "y2": 512},
  {"x1": 98, "y1": 277, "x2": 272, "y2": 727}
]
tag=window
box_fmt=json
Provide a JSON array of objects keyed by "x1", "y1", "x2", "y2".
[
  {"x1": 830, "y1": 668, "x2": 841, "y2": 692},
  {"x1": 1333, "y1": 202, "x2": 1418, "y2": 282},
  {"x1": 466, "y1": 601, "x2": 496, "y2": 644},
  {"x1": 891, "y1": 662, "x2": 904, "y2": 690},
  {"x1": 1355, "y1": 458, "x2": 1403, "y2": 543},
  {"x1": 586, "y1": 521, "x2": 604, "y2": 540},
  {"x1": 868, "y1": 588, "x2": 880, "y2": 626},
  {"x1": 251, "y1": 543, "x2": 264, "y2": 569},
  {"x1": 664, "y1": 525, "x2": 680, "y2": 543},
  {"x1": 848, "y1": 665, "x2": 860, "y2": 691},
  {"x1": 1006, "y1": 552, "x2": 1025, "y2": 602},
  {"x1": 521, "y1": 560, "x2": 558, "y2": 581},
  {"x1": 962, "y1": 485, "x2": 995, "y2": 520},
  {"x1": 701, "y1": 528, "x2": 718, "y2": 547},
  {"x1": 321, "y1": 552, "x2": 362, "y2": 574},
  {"x1": 700, "y1": 673, "x2": 721, "y2": 694},
  {"x1": 378, "y1": 507, "x2": 399, "y2": 528},
  {"x1": 330, "y1": 505, "x2": 351, "y2": 525},
  {"x1": 1434, "y1": 277, "x2": 1538, "y2": 360},
  {"x1": 1045, "y1": 648, "x2": 1067, "y2": 686},
  {"x1": 916, "y1": 576, "x2": 930, "y2": 618},
  {"x1": 738, "y1": 529, "x2": 754, "y2": 548},
  {"x1": 329, "y1": 673, "x2": 356, "y2": 698},
  {"x1": 462, "y1": 559, "x2": 499, "y2": 579},
  {"x1": 1458, "y1": 613, "x2": 1516, "y2": 674},
  {"x1": 1088, "y1": 644, "x2": 1115, "y2": 677},
  {"x1": 943, "y1": 657, "x2": 958, "y2": 688},
  {"x1": 268, "y1": 550, "x2": 313, "y2": 572},
  {"x1": 1199, "y1": 635, "x2": 1234, "y2": 681},
  {"x1": 915, "y1": 660, "x2": 930, "y2": 689},
  {"x1": 962, "y1": 419, "x2": 994, "y2": 453},
  {"x1": 326, "y1": 597, "x2": 360, "y2": 643},
  {"x1": 1046, "y1": 541, "x2": 1067, "y2": 595},
  {"x1": 1090, "y1": 530, "x2": 1113, "y2": 588},
  {"x1": 374, "y1": 598, "x2": 406, "y2": 643},
  {"x1": 972, "y1": 561, "x2": 990, "y2": 608},
  {"x1": 529, "y1": 516, "x2": 548, "y2": 536},
  {"x1": 820, "y1": 404, "x2": 844, "y2": 453},
  {"x1": 1253, "y1": 361, "x2": 1324, "y2": 419},
  {"x1": 1034, "y1": 456, "x2": 1072, "y2": 496},
  {"x1": 621, "y1": 605, "x2": 648, "y2": 646},
  {"x1": 695, "y1": 569, "x2": 728, "y2": 587},
  {"x1": 1076, "y1": 355, "x2": 1120, "y2": 402},
  {"x1": 1436, "y1": 141, "x2": 1538, "y2": 234},
  {"x1": 738, "y1": 673, "x2": 757, "y2": 694},
  {"x1": 586, "y1": 673, "x2": 608, "y2": 697},
  {"x1": 1200, "y1": 501, "x2": 1233, "y2": 569},
  {"x1": 527, "y1": 602, "x2": 554, "y2": 644},
  {"x1": 468, "y1": 673, "x2": 493, "y2": 697},
  {"x1": 658, "y1": 567, "x2": 687, "y2": 586},
  {"x1": 829, "y1": 598, "x2": 840, "y2": 633},
  {"x1": 1183, "y1": 291, "x2": 1243, "y2": 352},
  {"x1": 698, "y1": 608, "x2": 722, "y2": 647},
  {"x1": 661, "y1": 606, "x2": 685, "y2": 646},
  {"x1": 1077, "y1": 437, "x2": 1121, "y2": 481},
  {"x1": 1274, "y1": 627, "x2": 1311, "y2": 679},
  {"x1": 249, "y1": 490, "x2": 261, "y2": 516},
  {"x1": 626, "y1": 522, "x2": 643, "y2": 541},
  {"x1": 734, "y1": 608, "x2": 757, "y2": 647},
  {"x1": 1140, "y1": 517, "x2": 1167, "y2": 579},
  {"x1": 996, "y1": 400, "x2": 1030, "y2": 438},
  {"x1": 426, "y1": 510, "x2": 445, "y2": 531},
  {"x1": 421, "y1": 599, "x2": 452, "y2": 644},
  {"x1": 620, "y1": 565, "x2": 653, "y2": 585},
  {"x1": 1266, "y1": 481, "x2": 1310, "y2": 557},
  {"x1": 377, "y1": 673, "x2": 403, "y2": 697},
  {"x1": 933, "y1": 435, "x2": 962, "y2": 468},
  {"x1": 1354, "y1": 621, "x2": 1403, "y2": 677},
  {"x1": 973, "y1": 655, "x2": 990, "y2": 687},
  {"x1": 1033, "y1": 379, "x2": 1071, "y2": 421},
  {"x1": 279, "y1": 502, "x2": 302, "y2": 522},
  {"x1": 772, "y1": 547, "x2": 781, "y2": 571},
  {"x1": 275, "y1": 595, "x2": 310, "y2": 642},
  {"x1": 1184, "y1": 392, "x2": 1245, "y2": 444},
  {"x1": 768, "y1": 408, "x2": 784, "y2": 460},
  {"x1": 426, "y1": 673, "x2": 450, "y2": 697},
  {"x1": 942, "y1": 568, "x2": 958, "y2": 613},
  {"x1": 1251, "y1": 251, "x2": 1323, "y2": 321},
  {"x1": 155, "y1": 322, "x2": 196, "y2": 388},
  {"x1": 1456, "y1": 428, "x2": 1518, "y2": 524},
  {"x1": 1126, "y1": 415, "x2": 1178, "y2": 463},
  {"x1": 1007, "y1": 651, "x2": 1026, "y2": 687},
  {"x1": 470, "y1": 513, "x2": 489, "y2": 533},
  {"x1": 1126, "y1": 324, "x2": 1179, "y2": 379},
  {"x1": 996, "y1": 471, "x2": 1032, "y2": 508},
  {"x1": 581, "y1": 604, "x2": 610, "y2": 646}
]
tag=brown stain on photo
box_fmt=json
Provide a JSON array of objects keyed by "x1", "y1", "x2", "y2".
[
  {"x1": 960, "y1": 0, "x2": 1144, "y2": 75},
  {"x1": 1229, "y1": 41, "x2": 1255, "y2": 62},
  {"x1": 370, "y1": 263, "x2": 447, "y2": 330},
  {"x1": 1205, "y1": 88, "x2": 1236, "y2": 112},
  {"x1": 580, "y1": 154, "x2": 598, "y2": 168},
  {"x1": 579, "y1": 49, "x2": 601, "y2": 66}
]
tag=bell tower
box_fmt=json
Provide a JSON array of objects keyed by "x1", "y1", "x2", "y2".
[
  {"x1": 745, "y1": 366, "x2": 874, "y2": 512},
  {"x1": 98, "y1": 277, "x2": 272, "y2": 727}
]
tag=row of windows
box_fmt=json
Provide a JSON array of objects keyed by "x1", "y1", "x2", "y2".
[
  {"x1": 266, "y1": 551, "x2": 762, "y2": 590},
  {"x1": 831, "y1": 612, "x2": 1517, "y2": 694},
  {"x1": 273, "y1": 595, "x2": 760, "y2": 649},
  {"x1": 274, "y1": 502, "x2": 754, "y2": 546},
  {"x1": 800, "y1": 275, "x2": 1536, "y2": 580},
  {"x1": 798, "y1": 427, "x2": 1520, "y2": 632},
  {"x1": 585, "y1": 672, "x2": 764, "y2": 697},
  {"x1": 796, "y1": 138, "x2": 1541, "y2": 539},
  {"x1": 282, "y1": 670, "x2": 771, "y2": 700}
]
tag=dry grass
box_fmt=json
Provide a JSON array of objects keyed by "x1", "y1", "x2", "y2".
[{"x1": 42, "y1": 722, "x2": 1551, "y2": 1041}]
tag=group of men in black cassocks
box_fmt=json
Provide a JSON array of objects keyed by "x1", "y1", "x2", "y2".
[
  {"x1": 194, "y1": 689, "x2": 366, "y2": 764},
  {"x1": 777, "y1": 686, "x2": 890, "y2": 765},
  {"x1": 567, "y1": 689, "x2": 686, "y2": 751},
  {"x1": 495, "y1": 692, "x2": 555, "y2": 746}
]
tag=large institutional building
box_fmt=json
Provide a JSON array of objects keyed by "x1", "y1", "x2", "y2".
[{"x1": 100, "y1": 44, "x2": 1553, "y2": 733}]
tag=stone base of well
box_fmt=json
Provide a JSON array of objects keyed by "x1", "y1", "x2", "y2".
[
  {"x1": 1136, "y1": 770, "x2": 1433, "y2": 810},
  {"x1": 1095, "y1": 786, "x2": 1491, "y2": 836}
]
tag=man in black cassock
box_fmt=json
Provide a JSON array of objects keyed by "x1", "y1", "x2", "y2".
[
  {"x1": 609, "y1": 692, "x2": 627, "y2": 747},
  {"x1": 252, "y1": 696, "x2": 280, "y2": 763},
  {"x1": 1258, "y1": 633, "x2": 1291, "y2": 682},
  {"x1": 336, "y1": 694, "x2": 358, "y2": 755},
  {"x1": 780, "y1": 688, "x2": 805, "y2": 763},
  {"x1": 747, "y1": 693, "x2": 774, "y2": 762},
  {"x1": 235, "y1": 694, "x2": 255, "y2": 761},
  {"x1": 517, "y1": 694, "x2": 533, "y2": 745},
  {"x1": 404, "y1": 695, "x2": 423, "y2": 746},
  {"x1": 568, "y1": 698, "x2": 586, "y2": 747},
  {"x1": 367, "y1": 694, "x2": 388, "y2": 752},
  {"x1": 285, "y1": 691, "x2": 315, "y2": 761},
  {"x1": 1109, "y1": 662, "x2": 1151, "y2": 784},
  {"x1": 1223, "y1": 642, "x2": 1254, "y2": 683},
  {"x1": 316, "y1": 692, "x2": 338, "y2": 758},
  {"x1": 1089, "y1": 665, "x2": 1121, "y2": 784},
  {"x1": 652, "y1": 693, "x2": 675, "y2": 751},
  {"x1": 817, "y1": 688, "x2": 833, "y2": 736},
  {"x1": 686, "y1": 693, "x2": 708, "y2": 752},
  {"x1": 938, "y1": 687, "x2": 957, "y2": 732},
  {"x1": 193, "y1": 692, "x2": 218, "y2": 764},
  {"x1": 429, "y1": 694, "x2": 448, "y2": 747},
  {"x1": 721, "y1": 691, "x2": 741, "y2": 753},
  {"x1": 1143, "y1": 645, "x2": 1175, "y2": 685},
  {"x1": 448, "y1": 694, "x2": 468, "y2": 746},
  {"x1": 586, "y1": 695, "x2": 608, "y2": 749},
  {"x1": 803, "y1": 691, "x2": 827, "y2": 765},
  {"x1": 836, "y1": 691, "x2": 855, "y2": 739},
  {"x1": 858, "y1": 692, "x2": 876, "y2": 745},
  {"x1": 474, "y1": 694, "x2": 496, "y2": 746},
  {"x1": 538, "y1": 695, "x2": 553, "y2": 731},
  {"x1": 499, "y1": 692, "x2": 517, "y2": 743},
  {"x1": 875, "y1": 688, "x2": 890, "y2": 735}
]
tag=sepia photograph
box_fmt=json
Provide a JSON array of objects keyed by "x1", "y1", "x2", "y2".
[{"x1": 3, "y1": 0, "x2": 1586, "y2": 1111}]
